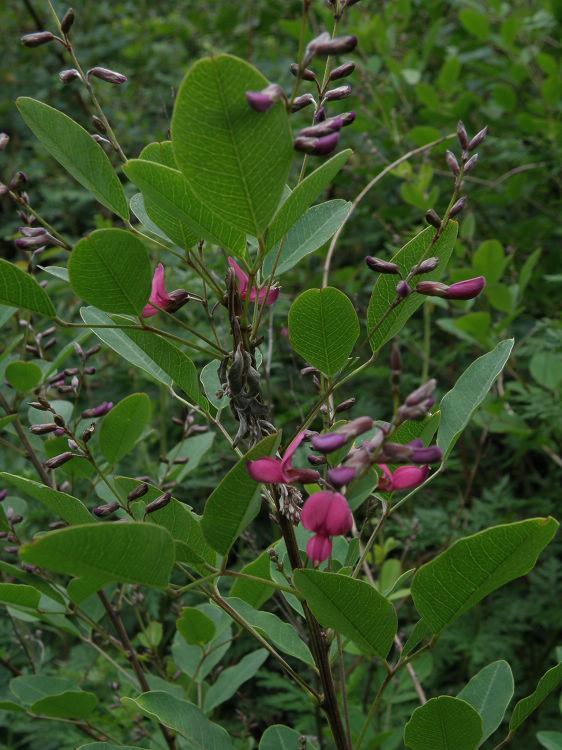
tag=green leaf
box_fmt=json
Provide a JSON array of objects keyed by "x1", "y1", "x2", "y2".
[
  {"x1": 0, "y1": 472, "x2": 92, "y2": 525},
  {"x1": 177, "y1": 607, "x2": 216, "y2": 645},
  {"x1": 230, "y1": 549, "x2": 275, "y2": 609},
  {"x1": 125, "y1": 158, "x2": 246, "y2": 255},
  {"x1": 10, "y1": 675, "x2": 74, "y2": 705},
  {"x1": 79, "y1": 745, "x2": 145, "y2": 750},
  {"x1": 292, "y1": 570, "x2": 397, "y2": 657},
  {"x1": 263, "y1": 200, "x2": 351, "y2": 277},
  {"x1": 172, "y1": 54, "x2": 293, "y2": 236},
  {"x1": 538, "y1": 732, "x2": 562, "y2": 750},
  {"x1": 203, "y1": 649, "x2": 268, "y2": 713},
  {"x1": 130, "y1": 192, "x2": 175, "y2": 244},
  {"x1": 259, "y1": 725, "x2": 313, "y2": 749},
  {"x1": 201, "y1": 432, "x2": 280, "y2": 555},
  {"x1": 458, "y1": 660, "x2": 514, "y2": 744},
  {"x1": 0, "y1": 259, "x2": 56, "y2": 318},
  {"x1": 473, "y1": 240, "x2": 507, "y2": 283},
  {"x1": 16, "y1": 97, "x2": 128, "y2": 219},
  {"x1": 99, "y1": 392, "x2": 151, "y2": 463},
  {"x1": 437, "y1": 339, "x2": 514, "y2": 458},
  {"x1": 122, "y1": 691, "x2": 232, "y2": 750},
  {"x1": 5, "y1": 360, "x2": 43, "y2": 391},
  {"x1": 0, "y1": 583, "x2": 40, "y2": 610},
  {"x1": 509, "y1": 663, "x2": 562, "y2": 732},
  {"x1": 459, "y1": 8, "x2": 491, "y2": 40},
  {"x1": 411, "y1": 517, "x2": 559, "y2": 634},
  {"x1": 21, "y1": 522, "x2": 175, "y2": 588},
  {"x1": 69, "y1": 229, "x2": 152, "y2": 315},
  {"x1": 530, "y1": 352, "x2": 562, "y2": 390},
  {"x1": 265, "y1": 149, "x2": 352, "y2": 250},
  {"x1": 200, "y1": 359, "x2": 228, "y2": 411},
  {"x1": 288, "y1": 287, "x2": 359, "y2": 376},
  {"x1": 173, "y1": 604, "x2": 232, "y2": 681},
  {"x1": 367, "y1": 222, "x2": 458, "y2": 352},
  {"x1": 404, "y1": 696, "x2": 483, "y2": 750},
  {"x1": 30, "y1": 690, "x2": 98, "y2": 719}
]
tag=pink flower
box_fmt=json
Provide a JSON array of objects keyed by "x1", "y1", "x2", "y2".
[
  {"x1": 301, "y1": 490, "x2": 353, "y2": 565},
  {"x1": 228, "y1": 258, "x2": 280, "y2": 306},
  {"x1": 247, "y1": 431, "x2": 320, "y2": 485},
  {"x1": 415, "y1": 276, "x2": 486, "y2": 301},
  {"x1": 377, "y1": 464, "x2": 429, "y2": 492},
  {"x1": 142, "y1": 263, "x2": 189, "y2": 318}
]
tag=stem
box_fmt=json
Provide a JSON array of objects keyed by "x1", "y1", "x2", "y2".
[
  {"x1": 0, "y1": 393, "x2": 53, "y2": 486},
  {"x1": 352, "y1": 499, "x2": 388, "y2": 578},
  {"x1": 491, "y1": 733, "x2": 514, "y2": 750},
  {"x1": 8, "y1": 190, "x2": 71, "y2": 249}
]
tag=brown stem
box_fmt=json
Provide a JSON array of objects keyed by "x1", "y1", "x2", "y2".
[{"x1": 0, "y1": 393, "x2": 53, "y2": 487}]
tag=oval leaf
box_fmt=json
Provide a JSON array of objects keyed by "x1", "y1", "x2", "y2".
[
  {"x1": 177, "y1": 607, "x2": 216, "y2": 645},
  {"x1": 404, "y1": 696, "x2": 483, "y2": 750},
  {"x1": 99, "y1": 392, "x2": 151, "y2": 464},
  {"x1": 203, "y1": 649, "x2": 268, "y2": 713},
  {"x1": 288, "y1": 287, "x2": 359, "y2": 376},
  {"x1": 0, "y1": 472, "x2": 92, "y2": 525},
  {"x1": 259, "y1": 725, "x2": 312, "y2": 750},
  {"x1": 457, "y1": 660, "x2": 514, "y2": 743},
  {"x1": 5, "y1": 360, "x2": 43, "y2": 391},
  {"x1": 30, "y1": 690, "x2": 98, "y2": 720},
  {"x1": 0, "y1": 259, "x2": 56, "y2": 318},
  {"x1": 509, "y1": 663, "x2": 562, "y2": 732}
]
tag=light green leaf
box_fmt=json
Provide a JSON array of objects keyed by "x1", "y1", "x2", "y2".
[
  {"x1": 538, "y1": 732, "x2": 562, "y2": 750},
  {"x1": 265, "y1": 149, "x2": 352, "y2": 250},
  {"x1": 200, "y1": 359, "x2": 228, "y2": 411},
  {"x1": 69, "y1": 229, "x2": 152, "y2": 315},
  {"x1": 509, "y1": 663, "x2": 562, "y2": 732},
  {"x1": 130, "y1": 192, "x2": 174, "y2": 244},
  {"x1": 263, "y1": 200, "x2": 351, "y2": 277},
  {"x1": 21, "y1": 522, "x2": 175, "y2": 588},
  {"x1": 99, "y1": 392, "x2": 151, "y2": 463},
  {"x1": 0, "y1": 259, "x2": 56, "y2": 318},
  {"x1": 122, "y1": 691, "x2": 232, "y2": 750},
  {"x1": 173, "y1": 604, "x2": 232, "y2": 682},
  {"x1": 367, "y1": 222, "x2": 458, "y2": 352},
  {"x1": 437, "y1": 339, "x2": 514, "y2": 458},
  {"x1": 0, "y1": 472, "x2": 92, "y2": 525},
  {"x1": 230, "y1": 549, "x2": 275, "y2": 609},
  {"x1": 10, "y1": 675, "x2": 73, "y2": 705},
  {"x1": 404, "y1": 696, "x2": 483, "y2": 750},
  {"x1": 201, "y1": 432, "x2": 280, "y2": 555},
  {"x1": 293, "y1": 570, "x2": 397, "y2": 657},
  {"x1": 203, "y1": 649, "x2": 268, "y2": 713},
  {"x1": 172, "y1": 54, "x2": 293, "y2": 236},
  {"x1": 16, "y1": 97, "x2": 128, "y2": 219},
  {"x1": 459, "y1": 8, "x2": 491, "y2": 39},
  {"x1": 473, "y1": 240, "x2": 507, "y2": 284},
  {"x1": 458, "y1": 660, "x2": 514, "y2": 744},
  {"x1": 177, "y1": 607, "x2": 216, "y2": 645},
  {"x1": 288, "y1": 287, "x2": 359, "y2": 376},
  {"x1": 411, "y1": 517, "x2": 559, "y2": 634},
  {"x1": 0, "y1": 583, "x2": 40, "y2": 610},
  {"x1": 259, "y1": 725, "x2": 314, "y2": 749},
  {"x1": 79, "y1": 745, "x2": 145, "y2": 750},
  {"x1": 530, "y1": 352, "x2": 562, "y2": 390},
  {"x1": 30, "y1": 690, "x2": 98, "y2": 719},
  {"x1": 5, "y1": 360, "x2": 43, "y2": 391}
]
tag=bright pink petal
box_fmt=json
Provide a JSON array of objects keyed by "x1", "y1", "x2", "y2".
[
  {"x1": 247, "y1": 457, "x2": 285, "y2": 484},
  {"x1": 257, "y1": 285, "x2": 280, "y2": 305},
  {"x1": 150, "y1": 263, "x2": 170, "y2": 307},
  {"x1": 323, "y1": 493, "x2": 353, "y2": 536},
  {"x1": 391, "y1": 465, "x2": 429, "y2": 490},
  {"x1": 282, "y1": 431, "x2": 306, "y2": 468},
  {"x1": 285, "y1": 467, "x2": 321, "y2": 484},
  {"x1": 301, "y1": 491, "x2": 352, "y2": 536},
  {"x1": 228, "y1": 257, "x2": 249, "y2": 297},
  {"x1": 377, "y1": 464, "x2": 394, "y2": 492},
  {"x1": 306, "y1": 534, "x2": 332, "y2": 565},
  {"x1": 142, "y1": 303, "x2": 159, "y2": 318}
]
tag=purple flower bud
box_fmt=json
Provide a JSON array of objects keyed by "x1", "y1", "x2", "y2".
[
  {"x1": 365, "y1": 256, "x2": 400, "y2": 275},
  {"x1": 335, "y1": 397, "x2": 356, "y2": 413},
  {"x1": 291, "y1": 93, "x2": 316, "y2": 113},
  {"x1": 59, "y1": 68, "x2": 81, "y2": 83},
  {"x1": 380, "y1": 442, "x2": 413, "y2": 461},
  {"x1": 87, "y1": 66, "x2": 128, "y2": 85},
  {"x1": 425, "y1": 209, "x2": 442, "y2": 229},
  {"x1": 54, "y1": 428, "x2": 66, "y2": 436},
  {"x1": 290, "y1": 63, "x2": 316, "y2": 81},
  {"x1": 445, "y1": 150, "x2": 460, "y2": 176},
  {"x1": 323, "y1": 85, "x2": 352, "y2": 102},
  {"x1": 464, "y1": 153, "x2": 479, "y2": 173},
  {"x1": 21, "y1": 31, "x2": 55, "y2": 47},
  {"x1": 410, "y1": 445, "x2": 443, "y2": 464},
  {"x1": 60, "y1": 8, "x2": 75, "y2": 34},
  {"x1": 294, "y1": 131, "x2": 340, "y2": 156},
  {"x1": 397, "y1": 397, "x2": 435, "y2": 422},
  {"x1": 414, "y1": 256, "x2": 440, "y2": 274},
  {"x1": 308, "y1": 454, "x2": 327, "y2": 466},
  {"x1": 457, "y1": 121, "x2": 469, "y2": 149},
  {"x1": 340, "y1": 417, "x2": 374, "y2": 439},
  {"x1": 311, "y1": 34, "x2": 358, "y2": 57},
  {"x1": 299, "y1": 112, "x2": 355, "y2": 137},
  {"x1": 329, "y1": 62, "x2": 355, "y2": 81},
  {"x1": 468, "y1": 126, "x2": 488, "y2": 150},
  {"x1": 405, "y1": 379, "x2": 437, "y2": 406},
  {"x1": 19, "y1": 226, "x2": 47, "y2": 237},
  {"x1": 301, "y1": 366, "x2": 320, "y2": 376},
  {"x1": 396, "y1": 280, "x2": 411, "y2": 298},
  {"x1": 0, "y1": 133, "x2": 9, "y2": 151},
  {"x1": 127, "y1": 482, "x2": 149, "y2": 501},
  {"x1": 44, "y1": 451, "x2": 75, "y2": 470},
  {"x1": 415, "y1": 280, "x2": 449, "y2": 297},
  {"x1": 93, "y1": 501, "x2": 120, "y2": 518},
  {"x1": 442, "y1": 276, "x2": 486, "y2": 300},
  {"x1": 167, "y1": 289, "x2": 189, "y2": 313},
  {"x1": 30, "y1": 423, "x2": 59, "y2": 435},
  {"x1": 314, "y1": 106, "x2": 326, "y2": 123},
  {"x1": 328, "y1": 466, "x2": 357, "y2": 488},
  {"x1": 311, "y1": 432, "x2": 348, "y2": 453},
  {"x1": 246, "y1": 83, "x2": 285, "y2": 112},
  {"x1": 0, "y1": 183, "x2": 8, "y2": 197},
  {"x1": 81, "y1": 401, "x2": 113, "y2": 419},
  {"x1": 450, "y1": 196, "x2": 467, "y2": 217},
  {"x1": 9, "y1": 172, "x2": 28, "y2": 190},
  {"x1": 145, "y1": 491, "x2": 172, "y2": 514},
  {"x1": 0, "y1": 490, "x2": 8, "y2": 502}
]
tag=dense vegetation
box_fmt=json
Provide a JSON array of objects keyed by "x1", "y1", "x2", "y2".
[{"x1": 0, "y1": 1, "x2": 560, "y2": 749}]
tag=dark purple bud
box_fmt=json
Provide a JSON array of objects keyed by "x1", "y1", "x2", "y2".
[
  {"x1": 457, "y1": 121, "x2": 469, "y2": 149},
  {"x1": 60, "y1": 8, "x2": 75, "y2": 34},
  {"x1": 28, "y1": 400, "x2": 50, "y2": 411},
  {"x1": 390, "y1": 343, "x2": 401, "y2": 374},
  {"x1": 127, "y1": 482, "x2": 149, "y2": 501},
  {"x1": 314, "y1": 106, "x2": 326, "y2": 123},
  {"x1": 246, "y1": 83, "x2": 285, "y2": 112},
  {"x1": 340, "y1": 416, "x2": 374, "y2": 439},
  {"x1": 301, "y1": 366, "x2": 320, "y2": 376},
  {"x1": 45, "y1": 452, "x2": 75, "y2": 469},
  {"x1": 86, "y1": 344, "x2": 101, "y2": 358},
  {"x1": 291, "y1": 93, "x2": 316, "y2": 113},
  {"x1": 415, "y1": 280, "x2": 449, "y2": 297},
  {"x1": 0, "y1": 133, "x2": 9, "y2": 151},
  {"x1": 406, "y1": 379, "x2": 437, "y2": 406},
  {"x1": 84, "y1": 366, "x2": 96, "y2": 375},
  {"x1": 9, "y1": 172, "x2": 28, "y2": 190},
  {"x1": 442, "y1": 276, "x2": 486, "y2": 300},
  {"x1": 311, "y1": 432, "x2": 348, "y2": 453},
  {"x1": 445, "y1": 150, "x2": 460, "y2": 176},
  {"x1": 167, "y1": 289, "x2": 189, "y2": 313},
  {"x1": 91, "y1": 116, "x2": 107, "y2": 133},
  {"x1": 329, "y1": 62, "x2": 355, "y2": 81},
  {"x1": 450, "y1": 196, "x2": 467, "y2": 217},
  {"x1": 294, "y1": 131, "x2": 340, "y2": 156},
  {"x1": 30, "y1": 423, "x2": 59, "y2": 435},
  {"x1": 335, "y1": 397, "x2": 356, "y2": 413},
  {"x1": 327, "y1": 466, "x2": 357, "y2": 488},
  {"x1": 173, "y1": 456, "x2": 189, "y2": 465},
  {"x1": 59, "y1": 68, "x2": 81, "y2": 83},
  {"x1": 81, "y1": 401, "x2": 113, "y2": 418},
  {"x1": 93, "y1": 501, "x2": 120, "y2": 518},
  {"x1": 290, "y1": 63, "x2": 316, "y2": 81},
  {"x1": 411, "y1": 445, "x2": 443, "y2": 464},
  {"x1": 308, "y1": 454, "x2": 327, "y2": 466},
  {"x1": 82, "y1": 424, "x2": 95, "y2": 443},
  {"x1": 87, "y1": 66, "x2": 128, "y2": 85},
  {"x1": 425, "y1": 209, "x2": 442, "y2": 229},
  {"x1": 54, "y1": 428, "x2": 65, "y2": 436},
  {"x1": 463, "y1": 153, "x2": 479, "y2": 173},
  {"x1": 323, "y1": 85, "x2": 352, "y2": 102},
  {"x1": 398, "y1": 397, "x2": 435, "y2": 422},
  {"x1": 312, "y1": 34, "x2": 358, "y2": 57},
  {"x1": 414, "y1": 256, "x2": 440, "y2": 274},
  {"x1": 299, "y1": 112, "x2": 354, "y2": 137},
  {"x1": 20, "y1": 226, "x2": 47, "y2": 237},
  {"x1": 0, "y1": 490, "x2": 8, "y2": 502},
  {"x1": 145, "y1": 492, "x2": 172, "y2": 514},
  {"x1": 365, "y1": 256, "x2": 400, "y2": 275},
  {"x1": 135, "y1": 475, "x2": 154, "y2": 483},
  {"x1": 396, "y1": 280, "x2": 411, "y2": 298},
  {"x1": 380, "y1": 442, "x2": 413, "y2": 461},
  {"x1": 468, "y1": 126, "x2": 488, "y2": 150},
  {"x1": 21, "y1": 31, "x2": 55, "y2": 47}
]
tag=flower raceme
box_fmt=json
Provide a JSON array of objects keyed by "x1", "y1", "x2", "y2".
[
  {"x1": 142, "y1": 263, "x2": 189, "y2": 318},
  {"x1": 301, "y1": 491, "x2": 353, "y2": 564},
  {"x1": 377, "y1": 464, "x2": 429, "y2": 492},
  {"x1": 228, "y1": 258, "x2": 280, "y2": 306},
  {"x1": 247, "y1": 431, "x2": 320, "y2": 485}
]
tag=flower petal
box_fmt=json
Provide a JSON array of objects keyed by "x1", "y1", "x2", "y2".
[
  {"x1": 150, "y1": 263, "x2": 170, "y2": 307},
  {"x1": 247, "y1": 457, "x2": 285, "y2": 484},
  {"x1": 306, "y1": 534, "x2": 332, "y2": 565},
  {"x1": 282, "y1": 431, "x2": 306, "y2": 467},
  {"x1": 228, "y1": 257, "x2": 249, "y2": 297},
  {"x1": 391, "y1": 465, "x2": 429, "y2": 490}
]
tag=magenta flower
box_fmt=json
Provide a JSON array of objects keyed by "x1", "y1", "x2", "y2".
[
  {"x1": 301, "y1": 490, "x2": 354, "y2": 565},
  {"x1": 415, "y1": 276, "x2": 486, "y2": 301},
  {"x1": 142, "y1": 264, "x2": 189, "y2": 318},
  {"x1": 247, "y1": 431, "x2": 319, "y2": 485},
  {"x1": 377, "y1": 464, "x2": 429, "y2": 492},
  {"x1": 228, "y1": 258, "x2": 280, "y2": 305}
]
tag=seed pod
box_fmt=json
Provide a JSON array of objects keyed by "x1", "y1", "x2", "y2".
[
  {"x1": 44, "y1": 451, "x2": 75, "y2": 469},
  {"x1": 127, "y1": 483, "x2": 149, "y2": 501},
  {"x1": 425, "y1": 209, "x2": 441, "y2": 229},
  {"x1": 0, "y1": 132, "x2": 9, "y2": 150},
  {"x1": 21, "y1": 31, "x2": 55, "y2": 47},
  {"x1": 468, "y1": 126, "x2": 488, "y2": 150},
  {"x1": 463, "y1": 153, "x2": 479, "y2": 173},
  {"x1": 145, "y1": 492, "x2": 172, "y2": 514},
  {"x1": 365, "y1": 256, "x2": 400, "y2": 275},
  {"x1": 457, "y1": 120, "x2": 469, "y2": 149},
  {"x1": 450, "y1": 196, "x2": 467, "y2": 217},
  {"x1": 323, "y1": 84, "x2": 352, "y2": 102},
  {"x1": 87, "y1": 66, "x2": 128, "y2": 85},
  {"x1": 396, "y1": 280, "x2": 411, "y2": 298},
  {"x1": 290, "y1": 63, "x2": 316, "y2": 81},
  {"x1": 329, "y1": 61, "x2": 355, "y2": 81},
  {"x1": 59, "y1": 68, "x2": 80, "y2": 83},
  {"x1": 92, "y1": 501, "x2": 120, "y2": 518},
  {"x1": 60, "y1": 8, "x2": 75, "y2": 34},
  {"x1": 30, "y1": 423, "x2": 58, "y2": 435}
]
